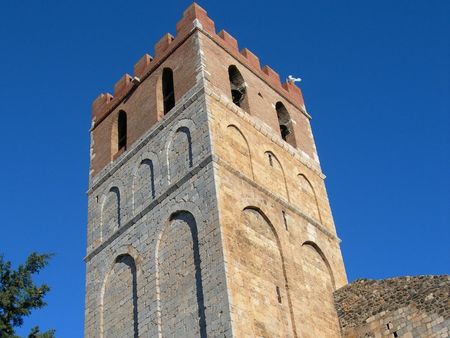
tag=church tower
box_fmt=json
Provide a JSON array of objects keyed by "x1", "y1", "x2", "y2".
[{"x1": 84, "y1": 4, "x2": 347, "y2": 337}]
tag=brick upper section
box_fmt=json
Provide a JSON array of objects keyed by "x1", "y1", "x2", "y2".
[{"x1": 91, "y1": 2, "x2": 305, "y2": 128}]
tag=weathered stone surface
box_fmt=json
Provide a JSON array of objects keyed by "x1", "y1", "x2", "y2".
[
  {"x1": 334, "y1": 275, "x2": 450, "y2": 338},
  {"x1": 85, "y1": 76, "x2": 233, "y2": 337}
]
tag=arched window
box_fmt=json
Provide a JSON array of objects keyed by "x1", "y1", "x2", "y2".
[
  {"x1": 228, "y1": 65, "x2": 249, "y2": 111},
  {"x1": 276, "y1": 102, "x2": 295, "y2": 147},
  {"x1": 118, "y1": 110, "x2": 127, "y2": 150},
  {"x1": 162, "y1": 68, "x2": 175, "y2": 114},
  {"x1": 298, "y1": 174, "x2": 322, "y2": 222},
  {"x1": 102, "y1": 254, "x2": 138, "y2": 338}
]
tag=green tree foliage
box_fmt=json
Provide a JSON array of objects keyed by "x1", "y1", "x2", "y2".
[{"x1": 0, "y1": 253, "x2": 55, "y2": 338}]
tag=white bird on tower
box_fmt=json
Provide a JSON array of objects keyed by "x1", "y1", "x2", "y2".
[{"x1": 287, "y1": 75, "x2": 302, "y2": 83}]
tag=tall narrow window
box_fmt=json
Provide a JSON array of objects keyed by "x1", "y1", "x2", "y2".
[
  {"x1": 228, "y1": 65, "x2": 249, "y2": 111},
  {"x1": 282, "y1": 210, "x2": 288, "y2": 230},
  {"x1": 276, "y1": 102, "x2": 295, "y2": 147},
  {"x1": 118, "y1": 110, "x2": 127, "y2": 150},
  {"x1": 162, "y1": 68, "x2": 175, "y2": 114},
  {"x1": 276, "y1": 286, "x2": 282, "y2": 304}
]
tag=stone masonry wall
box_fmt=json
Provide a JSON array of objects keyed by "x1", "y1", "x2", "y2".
[
  {"x1": 207, "y1": 93, "x2": 346, "y2": 338},
  {"x1": 334, "y1": 275, "x2": 450, "y2": 338},
  {"x1": 199, "y1": 29, "x2": 337, "y2": 234},
  {"x1": 85, "y1": 70, "x2": 233, "y2": 336},
  {"x1": 201, "y1": 26, "x2": 348, "y2": 337}
]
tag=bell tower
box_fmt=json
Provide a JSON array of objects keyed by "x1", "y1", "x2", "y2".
[{"x1": 84, "y1": 3, "x2": 347, "y2": 337}]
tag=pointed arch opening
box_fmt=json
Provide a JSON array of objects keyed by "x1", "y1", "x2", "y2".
[
  {"x1": 162, "y1": 68, "x2": 175, "y2": 114},
  {"x1": 100, "y1": 186, "x2": 121, "y2": 241},
  {"x1": 132, "y1": 158, "x2": 156, "y2": 212},
  {"x1": 298, "y1": 174, "x2": 322, "y2": 223},
  {"x1": 298, "y1": 241, "x2": 340, "y2": 336},
  {"x1": 228, "y1": 65, "x2": 249, "y2": 112},
  {"x1": 276, "y1": 102, "x2": 296, "y2": 147},
  {"x1": 167, "y1": 126, "x2": 193, "y2": 184},
  {"x1": 235, "y1": 206, "x2": 297, "y2": 337},
  {"x1": 100, "y1": 254, "x2": 139, "y2": 338},
  {"x1": 263, "y1": 151, "x2": 290, "y2": 201},
  {"x1": 301, "y1": 241, "x2": 335, "y2": 289},
  {"x1": 156, "y1": 211, "x2": 207, "y2": 338},
  {"x1": 226, "y1": 124, "x2": 254, "y2": 179}
]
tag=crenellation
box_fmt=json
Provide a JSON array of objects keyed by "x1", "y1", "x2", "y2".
[
  {"x1": 217, "y1": 29, "x2": 238, "y2": 51},
  {"x1": 262, "y1": 64, "x2": 281, "y2": 86},
  {"x1": 240, "y1": 48, "x2": 261, "y2": 70},
  {"x1": 282, "y1": 81, "x2": 304, "y2": 105},
  {"x1": 176, "y1": 2, "x2": 216, "y2": 36},
  {"x1": 133, "y1": 53, "x2": 153, "y2": 79},
  {"x1": 154, "y1": 33, "x2": 175, "y2": 58},
  {"x1": 92, "y1": 93, "x2": 113, "y2": 122},
  {"x1": 113, "y1": 73, "x2": 133, "y2": 97}
]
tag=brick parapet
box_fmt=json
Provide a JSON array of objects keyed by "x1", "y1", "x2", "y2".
[
  {"x1": 202, "y1": 29, "x2": 308, "y2": 115},
  {"x1": 91, "y1": 2, "x2": 307, "y2": 131},
  {"x1": 90, "y1": 30, "x2": 195, "y2": 130}
]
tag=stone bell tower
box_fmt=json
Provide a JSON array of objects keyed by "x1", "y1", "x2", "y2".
[{"x1": 84, "y1": 3, "x2": 347, "y2": 337}]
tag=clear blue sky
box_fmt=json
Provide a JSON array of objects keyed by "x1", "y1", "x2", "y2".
[{"x1": 1, "y1": 0, "x2": 448, "y2": 336}]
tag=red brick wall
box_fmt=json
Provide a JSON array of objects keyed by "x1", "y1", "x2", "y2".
[{"x1": 90, "y1": 35, "x2": 199, "y2": 175}]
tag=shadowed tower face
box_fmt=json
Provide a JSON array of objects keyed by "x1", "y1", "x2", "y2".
[
  {"x1": 84, "y1": 3, "x2": 347, "y2": 337},
  {"x1": 101, "y1": 255, "x2": 138, "y2": 338}
]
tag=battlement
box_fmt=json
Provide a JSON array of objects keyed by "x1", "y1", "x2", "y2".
[{"x1": 92, "y1": 3, "x2": 305, "y2": 128}]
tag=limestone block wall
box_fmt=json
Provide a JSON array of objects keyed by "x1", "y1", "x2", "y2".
[
  {"x1": 334, "y1": 275, "x2": 450, "y2": 338},
  {"x1": 84, "y1": 84, "x2": 232, "y2": 337},
  {"x1": 205, "y1": 80, "x2": 340, "y2": 237},
  {"x1": 205, "y1": 74, "x2": 347, "y2": 337}
]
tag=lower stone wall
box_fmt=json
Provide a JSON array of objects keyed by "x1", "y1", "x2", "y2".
[
  {"x1": 334, "y1": 275, "x2": 450, "y2": 338},
  {"x1": 84, "y1": 83, "x2": 234, "y2": 337}
]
